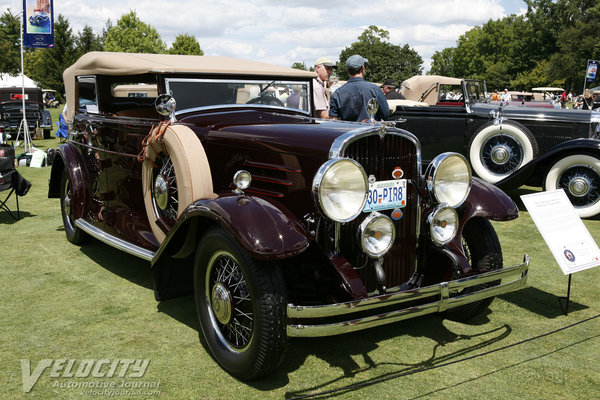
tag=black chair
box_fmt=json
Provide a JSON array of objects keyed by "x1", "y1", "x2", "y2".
[{"x1": 0, "y1": 144, "x2": 31, "y2": 220}]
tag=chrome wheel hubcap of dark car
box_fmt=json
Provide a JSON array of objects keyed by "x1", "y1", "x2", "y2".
[
  {"x1": 559, "y1": 165, "x2": 600, "y2": 207},
  {"x1": 481, "y1": 134, "x2": 523, "y2": 174},
  {"x1": 211, "y1": 283, "x2": 233, "y2": 325}
]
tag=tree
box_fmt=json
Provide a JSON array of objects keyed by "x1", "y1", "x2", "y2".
[
  {"x1": 290, "y1": 62, "x2": 308, "y2": 71},
  {"x1": 337, "y1": 26, "x2": 423, "y2": 84},
  {"x1": 0, "y1": 10, "x2": 21, "y2": 75},
  {"x1": 429, "y1": 48, "x2": 455, "y2": 76},
  {"x1": 24, "y1": 15, "x2": 76, "y2": 95},
  {"x1": 75, "y1": 25, "x2": 104, "y2": 57},
  {"x1": 104, "y1": 11, "x2": 166, "y2": 53},
  {"x1": 546, "y1": 3, "x2": 600, "y2": 92},
  {"x1": 167, "y1": 33, "x2": 203, "y2": 55}
]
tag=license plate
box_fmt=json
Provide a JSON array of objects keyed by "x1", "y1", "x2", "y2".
[{"x1": 363, "y1": 179, "x2": 407, "y2": 212}]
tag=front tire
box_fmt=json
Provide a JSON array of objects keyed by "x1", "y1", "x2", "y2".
[
  {"x1": 468, "y1": 121, "x2": 538, "y2": 183},
  {"x1": 544, "y1": 154, "x2": 600, "y2": 218},
  {"x1": 59, "y1": 170, "x2": 88, "y2": 245},
  {"x1": 194, "y1": 226, "x2": 287, "y2": 380},
  {"x1": 445, "y1": 218, "x2": 503, "y2": 321}
]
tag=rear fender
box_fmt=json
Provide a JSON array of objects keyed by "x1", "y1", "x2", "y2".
[
  {"x1": 497, "y1": 139, "x2": 600, "y2": 190},
  {"x1": 48, "y1": 143, "x2": 90, "y2": 219}
]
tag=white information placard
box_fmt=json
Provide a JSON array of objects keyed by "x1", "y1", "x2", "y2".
[{"x1": 521, "y1": 189, "x2": 600, "y2": 275}]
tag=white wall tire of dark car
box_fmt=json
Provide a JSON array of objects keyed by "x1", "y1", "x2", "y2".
[
  {"x1": 544, "y1": 154, "x2": 600, "y2": 218},
  {"x1": 445, "y1": 218, "x2": 502, "y2": 322},
  {"x1": 468, "y1": 121, "x2": 538, "y2": 183},
  {"x1": 194, "y1": 226, "x2": 288, "y2": 380},
  {"x1": 142, "y1": 124, "x2": 215, "y2": 243}
]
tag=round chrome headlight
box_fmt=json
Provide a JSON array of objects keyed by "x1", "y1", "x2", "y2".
[
  {"x1": 313, "y1": 158, "x2": 368, "y2": 222},
  {"x1": 360, "y1": 212, "x2": 396, "y2": 258},
  {"x1": 429, "y1": 205, "x2": 459, "y2": 245},
  {"x1": 426, "y1": 153, "x2": 472, "y2": 208}
]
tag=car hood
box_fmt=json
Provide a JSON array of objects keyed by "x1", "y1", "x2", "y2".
[
  {"x1": 180, "y1": 108, "x2": 371, "y2": 158},
  {"x1": 471, "y1": 102, "x2": 593, "y2": 124}
]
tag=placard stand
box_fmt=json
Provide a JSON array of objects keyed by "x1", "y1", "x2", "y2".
[{"x1": 558, "y1": 274, "x2": 572, "y2": 316}]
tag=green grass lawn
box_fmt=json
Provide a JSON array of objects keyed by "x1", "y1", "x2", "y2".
[{"x1": 1, "y1": 132, "x2": 600, "y2": 398}]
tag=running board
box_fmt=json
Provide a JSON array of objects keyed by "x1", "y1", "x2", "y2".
[{"x1": 75, "y1": 219, "x2": 155, "y2": 262}]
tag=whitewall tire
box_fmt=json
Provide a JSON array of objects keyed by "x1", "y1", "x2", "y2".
[
  {"x1": 468, "y1": 121, "x2": 538, "y2": 183},
  {"x1": 544, "y1": 154, "x2": 600, "y2": 218}
]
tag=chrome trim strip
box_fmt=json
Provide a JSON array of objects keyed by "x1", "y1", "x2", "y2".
[
  {"x1": 287, "y1": 255, "x2": 529, "y2": 337},
  {"x1": 75, "y1": 219, "x2": 155, "y2": 262}
]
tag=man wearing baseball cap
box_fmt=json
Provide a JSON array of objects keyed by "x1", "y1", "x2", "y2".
[
  {"x1": 329, "y1": 55, "x2": 389, "y2": 122},
  {"x1": 313, "y1": 56, "x2": 336, "y2": 119}
]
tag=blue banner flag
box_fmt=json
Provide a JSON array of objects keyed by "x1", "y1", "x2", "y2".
[
  {"x1": 586, "y1": 60, "x2": 599, "y2": 83},
  {"x1": 23, "y1": 0, "x2": 54, "y2": 48}
]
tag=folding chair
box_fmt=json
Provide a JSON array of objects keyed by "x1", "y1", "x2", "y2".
[
  {"x1": 0, "y1": 170, "x2": 20, "y2": 220},
  {"x1": 0, "y1": 144, "x2": 29, "y2": 220}
]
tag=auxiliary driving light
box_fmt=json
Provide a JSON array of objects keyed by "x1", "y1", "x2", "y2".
[
  {"x1": 429, "y1": 205, "x2": 458, "y2": 245},
  {"x1": 360, "y1": 212, "x2": 396, "y2": 258}
]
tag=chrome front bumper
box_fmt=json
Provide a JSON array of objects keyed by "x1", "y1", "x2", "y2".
[{"x1": 287, "y1": 255, "x2": 529, "y2": 337}]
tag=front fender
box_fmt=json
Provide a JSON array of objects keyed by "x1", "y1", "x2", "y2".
[
  {"x1": 460, "y1": 177, "x2": 519, "y2": 222},
  {"x1": 48, "y1": 142, "x2": 89, "y2": 220},
  {"x1": 155, "y1": 193, "x2": 311, "y2": 263},
  {"x1": 497, "y1": 138, "x2": 600, "y2": 190},
  {"x1": 440, "y1": 177, "x2": 518, "y2": 274}
]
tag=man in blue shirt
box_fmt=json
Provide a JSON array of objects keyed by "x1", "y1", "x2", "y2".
[{"x1": 329, "y1": 55, "x2": 389, "y2": 122}]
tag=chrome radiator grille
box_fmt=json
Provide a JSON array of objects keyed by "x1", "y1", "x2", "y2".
[{"x1": 339, "y1": 130, "x2": 420, "y2": 293}]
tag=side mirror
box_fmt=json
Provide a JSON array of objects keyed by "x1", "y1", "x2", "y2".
[
  {"x1": 155, "y1": 94, "x2": 177, "y2": 122},
  {"x1": 367, "y1": 98, "x2": 378, "y2": 123}
]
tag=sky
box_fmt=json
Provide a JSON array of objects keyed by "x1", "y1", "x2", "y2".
[{"x1": 2, "y1": 0, "x2": 527, "y2": 72}]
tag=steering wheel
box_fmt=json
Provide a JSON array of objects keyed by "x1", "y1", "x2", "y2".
[{"x1": 246, "y1": 95, "x2": 284, "y2": 107}]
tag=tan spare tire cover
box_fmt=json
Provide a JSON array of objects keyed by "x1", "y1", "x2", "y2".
[{"x1": 142, "y1": 124, "x2": 215, "y2": 243}]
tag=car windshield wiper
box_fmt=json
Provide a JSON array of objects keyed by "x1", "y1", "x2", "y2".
[{"x1": 258, "y1": 80, "x2": 277, "y2": 96}]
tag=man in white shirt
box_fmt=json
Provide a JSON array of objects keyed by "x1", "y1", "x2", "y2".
[
  {"x1": 500, "y1": 88, "x2": 511, "y2": 103},
  {"x1": 313, "y1": 57, "x2": 336, "y2": 119}
]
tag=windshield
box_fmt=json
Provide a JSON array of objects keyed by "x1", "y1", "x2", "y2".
[
  {"x1": 464, "y1": 80, "x2": 487, "y2": 103},
  {"x1": 165, "y1": 78, "x2": 311, "y2": 114}
]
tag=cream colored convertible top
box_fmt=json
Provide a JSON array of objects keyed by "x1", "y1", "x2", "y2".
[
  {"x1": 64, "y1": 52, "x2": 317, "y2": 120},
  {"x1": 400, "y1": 75, "x2": 462, "y2": 104}
]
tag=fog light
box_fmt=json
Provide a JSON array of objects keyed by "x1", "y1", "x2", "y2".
[
  {"x1": 233, "y1": 170, "x2": 251, "y2": 192},
  {"x1": 360, "y1": 212, "x2": 396, "y2": 258},
  {"x1": 429, "y1": 205, "x2": 458, "y2": 245}
]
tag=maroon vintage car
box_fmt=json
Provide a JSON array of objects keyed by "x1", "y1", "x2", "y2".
[{"x1": 48, "y1": 52, "x2": 528, "y2": 379}]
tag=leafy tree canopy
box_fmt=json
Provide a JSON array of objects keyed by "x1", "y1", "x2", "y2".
[
  {"x1": 167, "y1": 33, "x2": 204, "y2": 55},
  {"x1": 0, "y1": 10, "x2": 22, "y2": 75},
  {"x1": 104, "y1": 10, "x2": 166, "y2": 54},
  {"x1": 291, "y1": 62, "x2": 308, "y2": 71},
  {"x1": 337, "y1": 25, "x2": 423, "y2": 85},
  {"x1": 430, "y1": 0, "x2": 600, "y2": 93}
]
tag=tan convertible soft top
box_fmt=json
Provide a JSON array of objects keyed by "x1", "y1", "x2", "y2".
[
  {"x1": 400, "y1": 75, "x2": 462, "y2": 104},
  {"x1": 63, "y1": 52, "x2": 317, "y2": 120}
]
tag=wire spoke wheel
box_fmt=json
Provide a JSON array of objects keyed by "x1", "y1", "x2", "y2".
[
  {"x1": 481, "y1": 134, "x2": 523, "y2": 174},
  {"x1": 557, "y1": 165, "x2": 600, "y2": 208},
  {"x1": 194, "y1": 227, "x2": 287, "y2": 379},
  {"x1": 151, "y1": 155, "x2": 178, "y2": 227},
  {"x1": 207, "y1": 251, "x2": 254, "y2": 350}
]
